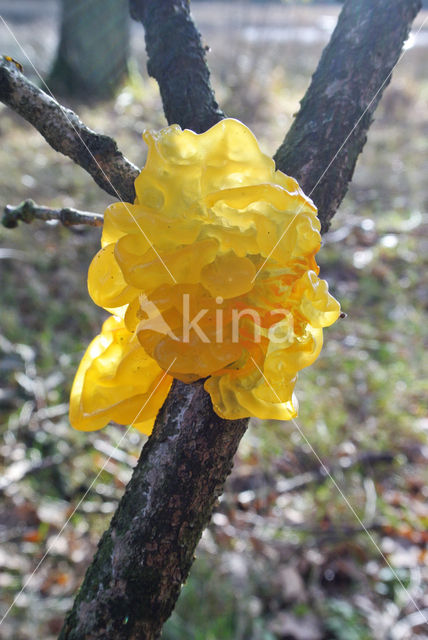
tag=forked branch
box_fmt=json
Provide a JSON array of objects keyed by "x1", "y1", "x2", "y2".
[
  {"x1": 0, "y1": 1, "x2": 421, "y2": 638},
  {"x1": 58, "y1": 1, "x2": 421, "y2": 638}
]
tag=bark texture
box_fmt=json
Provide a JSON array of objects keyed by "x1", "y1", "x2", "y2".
[
  {"x1": 0, "y1": 57, "x2": 139, "y2": 203},
  {"x1": 2, "y1": 200, "x2": 103, "y2": 229},
  {"x1": 274, "y1": 0, "x2": 422, "y2": 233},
  {"x1": 130, "y1": 0, "x2": 225, "y2": 131},
  {"x1": 59, "y1": 380, "x2": 247, "y2": 640}
]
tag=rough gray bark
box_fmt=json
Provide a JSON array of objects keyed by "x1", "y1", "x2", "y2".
[
  {"x1": 49, "y1": 0, "x2": 130, "y2": 100},
  {"x1": 130, "y1": 0, "x2": 225, "y2": 132},
  {"x1": 0, "y1": 0, "x2": 421, "y2": 637},
  {"x1": 274, "y1": 0, "x2": 421, "y2": 233},
  {"x1": 0, "y1": 57, "x2": 139, "y2": 202}
]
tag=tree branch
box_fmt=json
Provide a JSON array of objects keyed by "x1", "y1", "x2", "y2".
[
  {"x1": 0, "y1": 56, "x2": 139, "y2": 203},
  {"x1": 130, "y1": 0, "x2": 225, "y2": 132},
  {"x1": 58, "y1": 1, "x2": 421, "y2": 638},
  {"x1": 59, "y1": 380, "x2": 247, "y2": 640},
  {"x1": 274, "y1": 0, "x2": 421, "y2": 233},
  {"x1": 2, "y1": 199, "x2": 103, "y2": 229}
]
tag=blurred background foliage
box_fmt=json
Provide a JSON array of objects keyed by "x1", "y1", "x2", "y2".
[{"x1": 0, "y1": 2, "x2": 427, "y2": 639}]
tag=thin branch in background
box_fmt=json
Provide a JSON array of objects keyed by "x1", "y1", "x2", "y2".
[
  {"x1": 0, "y1": 56, "x2": 139, "y2": 203},
  {"x1": 275, "y1": 451, "x2": 396, "y2": 495},
  {"x1": 0, "y1": 454, "x2": 65, "y2": 495},
  {"x1": 2, "y1": 199, "x2": 103, "y2": 229},
  {"x1": 130, "y1": 0, "x2": 225, "y2": 132}
]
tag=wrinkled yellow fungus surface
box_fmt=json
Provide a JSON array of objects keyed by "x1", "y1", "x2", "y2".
[{"x1": 70, "y1": 118, "x2": 340, "y2": 433}]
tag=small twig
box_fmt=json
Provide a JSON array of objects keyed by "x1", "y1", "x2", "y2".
[
  {"x1": 0, "y1": 56, "x2": 139, "y2": 202},
  {"x1": 295, "y1": 523, "x2": 384, "y2": 538},
  {"x1": 2, "y1": 199, "x2": 103, "y2": 229}
]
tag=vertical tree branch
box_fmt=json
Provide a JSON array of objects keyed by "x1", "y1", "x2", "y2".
[
  {"x1": 59, "y1": 381, "x2": 248, "y2": 640},
  {"x1": 129, "y1": 0, "x2": 225, "y2": 131},
  {"x1": 274, "y1": 0, "x2": 421, "y2": 233}
]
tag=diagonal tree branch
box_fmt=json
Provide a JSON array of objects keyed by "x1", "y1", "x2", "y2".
[
  {"x1": 0, "y1": 56, "x2": 139, "y2": 203},
  {"x1": 1, "y1": 1, "x2": 420, "y2": 637},
  {"x1": 57, "y1": 1, "x2": 421, "y2": 639},
  {"x1": 274, "y1": 0, "x2": 422, "y2": 233},
  {"x1": 130, "y1": 0, "x2": 225, "y2": 132}
]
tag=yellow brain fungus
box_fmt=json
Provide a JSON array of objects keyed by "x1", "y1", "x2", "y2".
[{"x1": 70, "y1": 118, "x2": 340, "y2": 433}]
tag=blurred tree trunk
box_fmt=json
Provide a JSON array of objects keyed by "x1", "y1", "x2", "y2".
[{"x1": 48, "y1": 0, "x2": 130, "y2": 100}]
